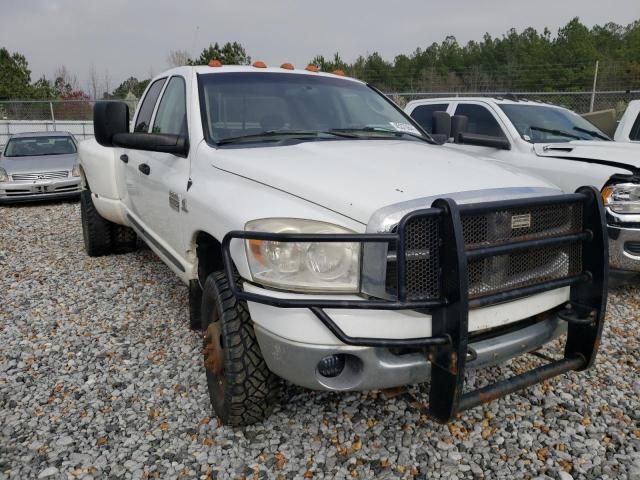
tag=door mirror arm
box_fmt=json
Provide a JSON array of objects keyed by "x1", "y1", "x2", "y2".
[
  {"x1": 112, "y1": 133, "x2": 189, "y2": 157},
  {"x1": 458, "y1": 132, "x2": 511, "y2": 150}
]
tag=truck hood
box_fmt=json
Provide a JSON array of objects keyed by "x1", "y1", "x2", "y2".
[
  {"x1": 533, "y1": 141, "x2": 640, "y2": 170},
  {"x1": 210, "y1": 140, "x2": 555, "y2": 224},
  {"x1": 0, "y1": 153, "x2": 77, "y2": 174}
]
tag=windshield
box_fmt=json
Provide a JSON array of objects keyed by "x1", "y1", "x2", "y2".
[
  {"x1": 198, "y1": 72, "x2": 427, "y2": 144},
  {"x1": 499, "y1": 104, "x2": 611, "y2": 143},
  {"x1": 4, "y1": 136, "x2": 77, "y2": 157}
]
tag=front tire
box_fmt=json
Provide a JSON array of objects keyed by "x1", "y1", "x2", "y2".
[
  {"x1": 201, "y1": 271, "x2": 282, "y2": 426},
  {"x1": 80, "y1": 189, "x2": 113, "y2": 257}
]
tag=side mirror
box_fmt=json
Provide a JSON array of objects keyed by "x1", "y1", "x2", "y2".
[
  {"x1": 458, "y1": 132, "x2": 511, "y2": 150},
  {"x1": 432, "y1": 111, "x2": 452, "y2": 137},
  {"x1": 94, "y1": 101, "x2": 129, "y2": 147},
  {"x1": 451, "y1": 115, "x2": 468, "y2": 143},
  {"x1": 112, "y1": 133, "x2": 189, "y2": 157}
]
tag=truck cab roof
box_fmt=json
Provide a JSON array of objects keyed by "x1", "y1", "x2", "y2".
[{"x1": 160, "y1": 64, "x2": 366, "y2": 84}]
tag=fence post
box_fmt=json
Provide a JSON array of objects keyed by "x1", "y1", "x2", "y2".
[
  {"x1": 49, "y1": 101, "x2": 56, "y2": 131},
  {"x1": 589, "y1": 60, "x2": 599, "y2": 113}
]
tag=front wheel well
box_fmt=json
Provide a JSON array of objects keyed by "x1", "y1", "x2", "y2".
[{"x1": 195, "y1": 231, "x2": 225, "y2": 287}]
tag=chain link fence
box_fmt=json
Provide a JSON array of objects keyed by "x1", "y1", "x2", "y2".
[
  {"x1": 0, "y1": 99, "x2": 138, "y2": 146},
  {"x1": 1, "y1": 90, "x2": 638, "y2": 145}
]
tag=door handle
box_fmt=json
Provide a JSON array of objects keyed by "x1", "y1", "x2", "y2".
[
  {"x1": 138, "y1": 163, "x2": 151, "y2": 175},
  {"x1": 120, "y1": 154, "x2": 128, "y2": 163}
]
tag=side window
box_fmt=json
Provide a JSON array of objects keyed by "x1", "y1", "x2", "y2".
[
  {"x1": 454, "y1": 104, "x2": 505, "y2": 137},
  {"x1": 134, "y1": 78, "x2": 167, "y2": 132},
  {"x1": 409, "y1": 104, "x2": 449, "y2": 133},
  {"x1": 630, "y1": 113, "x2": 640, "y2": 141},
  {"x1": 152, "y1": 76, "x2": 187, "y2": 136}
]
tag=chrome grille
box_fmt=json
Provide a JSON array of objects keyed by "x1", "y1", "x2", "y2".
[
  {"x1": 11, "y1": 170, "x2": 69, "y2": 181},
  {"x1": 391, "y1": 201, "x2": 584, "y2": 301}
]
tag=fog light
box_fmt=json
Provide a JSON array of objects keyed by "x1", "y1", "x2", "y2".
[{"x1": 317, "y1": 354, "x2": 346, "y2": 378}]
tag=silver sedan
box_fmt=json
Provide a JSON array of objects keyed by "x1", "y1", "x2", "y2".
[{"x1": 0, "y1": 132, "x2": 81, "y2": 203}]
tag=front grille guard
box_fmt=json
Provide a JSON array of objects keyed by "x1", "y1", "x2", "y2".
[{"x1": 220, "y1": 186, "x2": 608, "y2": 422}]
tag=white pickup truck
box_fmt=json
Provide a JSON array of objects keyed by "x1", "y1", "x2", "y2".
[
  {"x1": 405, "y1": 97, "x2": 640, "y2": 273},
  {"x1": 79, "y1": 65, "x2": 608, "y2": 426}
]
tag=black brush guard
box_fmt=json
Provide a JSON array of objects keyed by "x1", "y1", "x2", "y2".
[{"x1": 221, "y1": 186, "x2": 608, "y2": 422}]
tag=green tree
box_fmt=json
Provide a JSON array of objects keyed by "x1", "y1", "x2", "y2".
[
  {"x1": 0, "y1": 48, "x2": 33, "y2": 99},
  {"x1": 310, "y1": 52, "x2": 349, "y2": 73},
  {"x1": 191, "y1": 42, "x2": 250, "y2": 65},
  {"x1": 31, "y1": 76, "x2": 54, "y2": 99},
  {"x1": 112, "y1": 77, "x2": 150, "y2": 99},
  {"x1": 53, "y1": 76, "x2": 73, "y2": 98}
]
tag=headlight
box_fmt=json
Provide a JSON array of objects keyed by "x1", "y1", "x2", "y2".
[
  {"x1": 602, "y1": 183, "x2": 640, "y2": 214},
  {"x1": 245, "y1": 218, "x2": 360, "y2": 292},
  {"x1": 0, "y1": 168, "x2": 8, "y2": 182},
  {"x1": 71, "y1": 164, "x2": 81, "y2": 177}
]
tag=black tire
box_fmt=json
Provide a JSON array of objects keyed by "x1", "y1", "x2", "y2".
[
  {"x1": 80, "y1": 189, "x2": 113, "y2": 257},
  {"x1": 188, "y1": 280, "x2": 202, "y2": 330},
  {"x1": 201, "y1": 271, "x2": 282, "y2": 426},
  {"x1": 112, "y1": 224, "x2": 138, "y2": 254}
]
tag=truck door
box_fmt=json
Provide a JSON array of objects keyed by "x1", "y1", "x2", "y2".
[
  {"x1": 126, "y1": 75, "x2": 191, "y2": 259},
  {"x1": 121, "y1": 77, "x2": 167, "y2": 218}
]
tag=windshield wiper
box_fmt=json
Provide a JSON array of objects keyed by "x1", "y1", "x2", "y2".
[
  {"x1": 573, "y1": 126, "x2": 610, "y2": 141},
  {"x1": 216, "y1": 129, "x2": 358, "y2": 145},
  {"x1": 528, "y1": 126, "x2": 582, "y2": 140},
  {"x1": 330, "y1": 126, "x2": 430, "y2": 143}
]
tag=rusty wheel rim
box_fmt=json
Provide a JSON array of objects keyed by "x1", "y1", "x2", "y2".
[{"x1": 203, "y1": 322, "x2": 225, "y2": 389}]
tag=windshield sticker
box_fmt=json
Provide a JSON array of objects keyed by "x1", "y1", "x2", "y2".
[{"x1": 389, "y1": 122, "x2": 421, "y2": 135}]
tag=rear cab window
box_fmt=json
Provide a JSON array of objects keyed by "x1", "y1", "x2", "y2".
[{"x1": 409, "y1": 103, "x2": 449, "y2": 133}]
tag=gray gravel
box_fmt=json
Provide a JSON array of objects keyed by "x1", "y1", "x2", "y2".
[{"x1": 1, "y1": 201, "x2": 639, "y2": 480}]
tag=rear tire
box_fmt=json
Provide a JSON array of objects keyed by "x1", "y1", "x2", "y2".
[
  {"x1": 112, "y1": 224, "x2": 138, "y2": 254},
  {"x1": 80, "y1": 189, "x2": 113, "y2": 257},
  {"x1": 201, "y1": 271, "x2": 282, "y2": 426}
]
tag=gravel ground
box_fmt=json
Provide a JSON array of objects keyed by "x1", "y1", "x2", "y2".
[{"x1": 1, "y1": 201, "x2": 639, "y2": 480}]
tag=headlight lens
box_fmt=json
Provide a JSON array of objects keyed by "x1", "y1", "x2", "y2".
[
  {"x1": 245, "y1": 218, "x2": 360, "y2": 292},
  {"x1": 71, "y1": 164, "x2": 81, "y2": 177},
  {"x1": 602, "y1": 183, "x2": 640, "y2": 214},
  {"x1": 0, "y1": 168, "x2": 8, "y2": 182}
]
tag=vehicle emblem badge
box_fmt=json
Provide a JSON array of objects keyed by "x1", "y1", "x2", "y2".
[{"x1": 511, "y1": 213, "x2": 531, "y2": 229}]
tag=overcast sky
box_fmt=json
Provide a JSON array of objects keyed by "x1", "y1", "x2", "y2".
[{"x1": 1, "y1": 0, "x2": 638, "y2": 92}]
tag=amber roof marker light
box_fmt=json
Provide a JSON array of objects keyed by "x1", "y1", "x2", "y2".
[
  {"x1": 208, "y1": 59, "x2": 222, "y2": 67},
  {"x1": 253, "y1": 61, "x2": 267, "y2": 68},
  {"x1": 305, "y1": 64, "x2": 320, "y2": 72},
  {"x1": 280, "y1": 63, "x2": 295, "y2": 70},
  {"x1": 333, "y1": 69, "x2": 346, "y2": 76}
]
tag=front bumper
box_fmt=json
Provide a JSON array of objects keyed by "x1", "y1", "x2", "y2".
[
  {"x1": 255, "y1": 315, "x2": 567, "y2": 391},
  {"x1": 0, "y1": 178, "x2": 81, "y2": 203},
  {"x1": 223, "y1": 188, "x2": 608, "y2": 422},
  {"x1": 608, "y1": 225, "x2": 640, "y2": 272}
]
